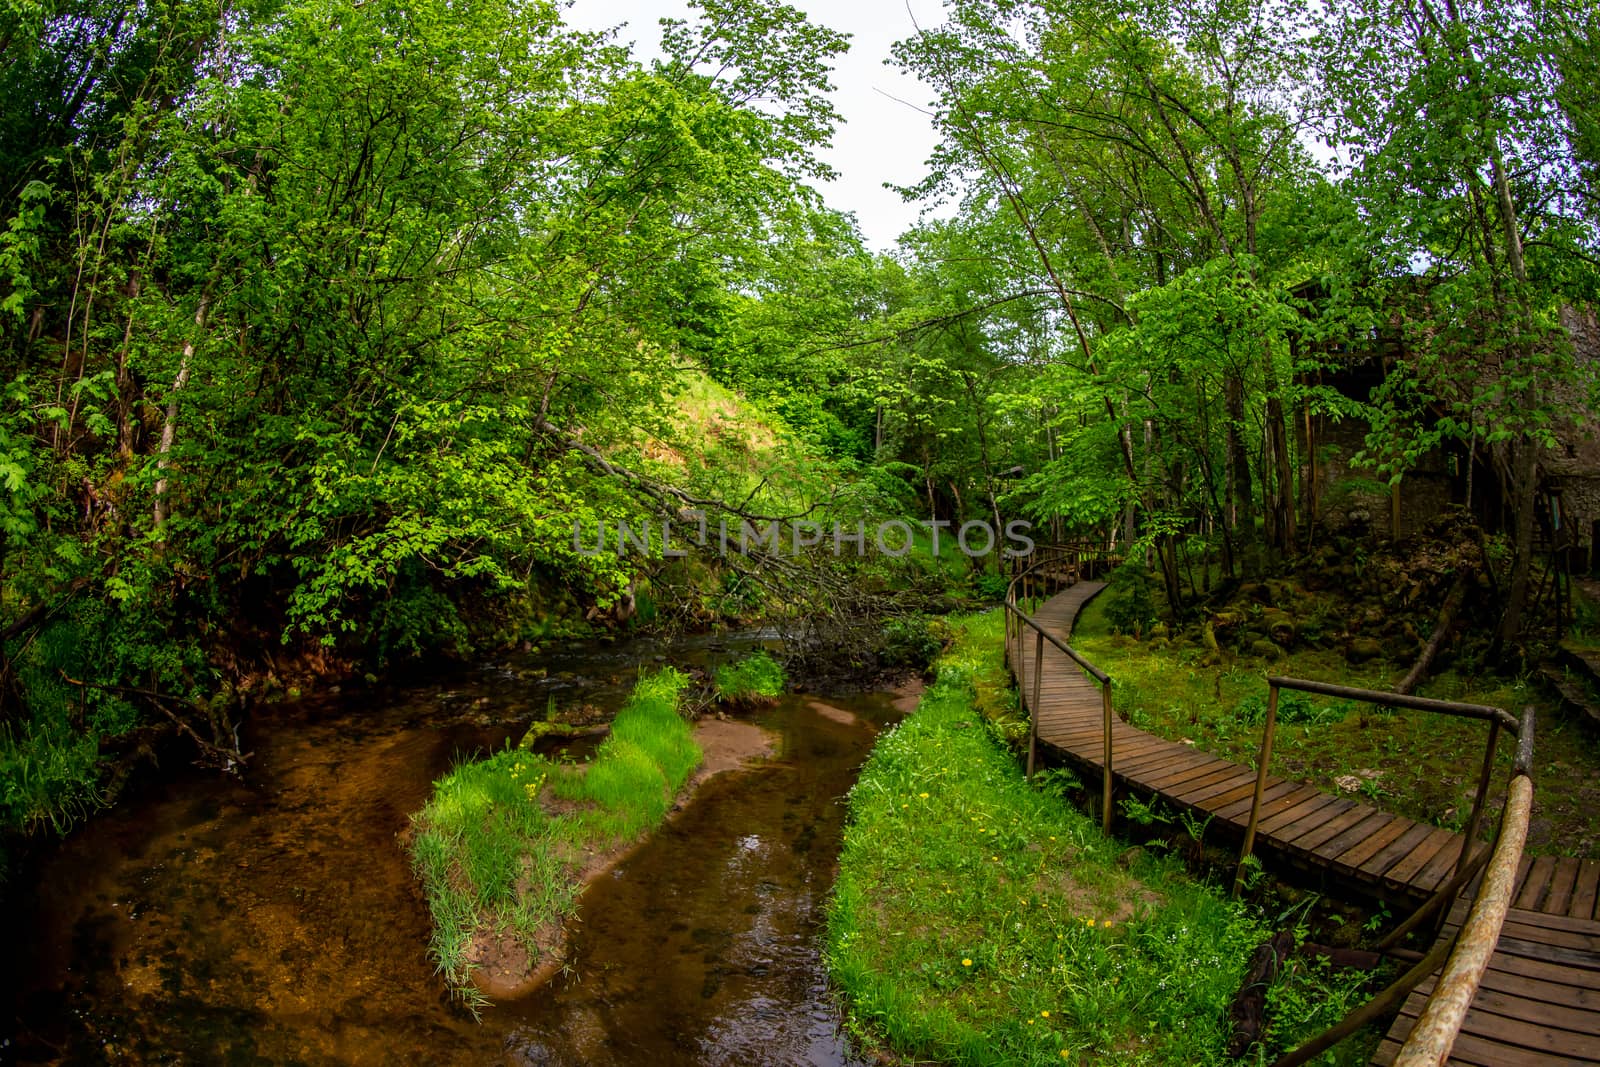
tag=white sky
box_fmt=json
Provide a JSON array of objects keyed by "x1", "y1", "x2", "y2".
[{"x1": 564, "y1": 0, "x2": 949, "y2": 251}]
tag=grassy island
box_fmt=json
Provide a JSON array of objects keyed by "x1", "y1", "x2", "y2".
[{"x1": 409, "y1": 668, "x2": 701, "y2": 1004}]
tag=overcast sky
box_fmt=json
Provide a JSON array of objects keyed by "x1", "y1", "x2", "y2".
[{"x1": 564, "y1": 0, "x2": 950, "y2": 251}]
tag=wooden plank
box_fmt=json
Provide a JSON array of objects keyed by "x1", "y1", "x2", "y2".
[
  {"x1": 1239, "y1": 785, "x2": 1329, "y2": 837},
  {"x1": 1258, "y1": 793, "x2": 1351, "y2": 837},
  {"x1": 1495, "y1": 918, "x2": 1600, "y2": 954},
  {"x1": 1291, "y1": 805, "x2": 1384, "y2": 855},
  {"x1": 1447, "y1": 902, "x2": 1600, "y2": 938},
  {"x1": 1450, "y1": 984, "x2": 1600, "y2": 1039},
  {"x1": 1304, "y1": 810, "x2": 1396, "y2": 864},
  {"x1": 1516, "y1": 855, "x2": 1558, "y2": 910},
  {"x1": 1209, "y1": 777, "x2": 1301, "y2": 823},
  {"x1": 1545, "y1": 857, "x2": 1582, "y2": 917},
  {"x1": 1381, "y1": 1013, "x2": 1591, "y2": 1067},
  {"x1": 1131, "y1": 750, "x2": 1222, "y2": 783},
  {"x1": 1478, "y1": 944, "x2": 1600, "y2": 991},
  {"x1": 1357, "y1": 820, "x2": 1440, "y2": 881},
  {"x1": 1381, "y1": 826, "x2": 1459, "y2": 889},
  {"x1": 1036, "y1": 723, "x2": 1125, "y2": 747},
  {"x1": 1490, "y1": 933, "x2": 1600, "y2": 971},
  {"x1": 1110, "y1": 745, "x2": 1202, "y2": 776},
  {"x1": 1451, "y1": 1003, "x2": 1600, "y2": 1062},
  {"x1": 1414, "y1": 833, "x2": 1472, "y2": 895},
  {"x1": 1464, "y1": 964, "x2": 1600, "y2": 1011},
  {"x1": 1164, "y1": 767, "x2": 1260, "y2": 799},
  {"x1": 1167, "y1": 773, "x2": 1265, "y2": 813},
  {"x1": 1326, "y1": 813, "x2": 1413, "y2": 874},
  {"x1": 1102, "y1": 742, "x2": 1192, "y2": 773},
  {"x1": 1190, "y1": 775, "x2": 1283, "y2": 817},
  {"x1": 1572, "y1": 861, "x2": 1600, "y2": 921},
  {"x1": 1130, "y1": 757, "x2": 1229, "y2": 795}
]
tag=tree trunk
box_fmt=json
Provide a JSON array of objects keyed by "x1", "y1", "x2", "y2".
[
  {"x1": 1397, "y1": 571, "x2": 1469, "y2": 695},
  {"x1": 1226, "y1": 373, "x2": 1256, "y2": 574},
  {"x1": 1499, "y1": 441, "x2": 1539, "y2": 645},
  {"x1": 153, "y1": 293, "x2": 210, "y2": 528}
]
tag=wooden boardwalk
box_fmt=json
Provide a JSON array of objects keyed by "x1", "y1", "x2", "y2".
[
  {"x1": 1374, "y1": 893, "x2": 1600, "y2": 1066},
  {"x1": 1009, "y1": 581, "x2": 1600, "y2": 1066}
]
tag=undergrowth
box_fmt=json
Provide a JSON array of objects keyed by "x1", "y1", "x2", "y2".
[
  {"x1": 409, "y1": 667, "x2": 699, "y2": 1003},
  {"x1": 824, "y1": 612, "x2": 1376, "y2": 1066}
]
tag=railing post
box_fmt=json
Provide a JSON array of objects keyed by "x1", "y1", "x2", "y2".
[
  {"x1": 1234, "y1": 681, "x2": 1279, "y2": 896},
  {"x1": 1456, "y1": 718, "x2": 1500, "y2": 876},
  {"x1": 1101, "y1": 677, "x2": 1114, "y2": 835},
  {"x1": 1028, "y1": 629, "x2": 1044, "y2": 779}
]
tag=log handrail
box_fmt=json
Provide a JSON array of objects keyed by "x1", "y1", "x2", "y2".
[{"x1": 1266, "y1": 702, "x2": 1536, "y2": 1067}]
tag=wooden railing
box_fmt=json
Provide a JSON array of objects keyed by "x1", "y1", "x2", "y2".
[
  {"x1": 1233, "y1": 678, "x2": 1527, "y2": 895},
  {"x1": 1003, "y1": 542, "x2": 1115, "y2": 833},
  {"x1": 1257, "y1": 682, "x2": 1536, "y2": 1067},
  {"x1": 1002, "y1": 552, "x2": 1535, "y2": 1066}
]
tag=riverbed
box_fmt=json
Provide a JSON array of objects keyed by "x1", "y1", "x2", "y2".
[{"x1": 1, "y1": 635, "x2": 912, "y2": 1065}]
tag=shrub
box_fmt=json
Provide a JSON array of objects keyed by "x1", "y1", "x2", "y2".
[
  {"x1": 880, "y1": 616, "x2": 950, "y2": 671},
  {"x1": 1104, "y1": 563, "x2": 1157, "y2": 637},
  {"x1": 1232, "y1": 692, "x2": 1347, "y2": 728}
]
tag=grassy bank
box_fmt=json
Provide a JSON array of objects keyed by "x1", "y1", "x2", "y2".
[
  {"x1": 825, "y1": 613, "x2": 1374, "y2": 1066},
  {"x1": 409, "y1": 668, "x2": 700, "y2": 1002}
]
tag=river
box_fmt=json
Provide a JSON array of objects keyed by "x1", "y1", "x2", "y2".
[{"x1": 1, "y1": 634, "x2": 911, "y2": 1066}]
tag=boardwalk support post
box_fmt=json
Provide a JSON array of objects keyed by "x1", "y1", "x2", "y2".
[
  {"x1": 1456, "y1": 717, "x2": 1500, "y2": 877},
  {"x1": 1234, "y1": 682, "x2": 1279, "y2": 896},
  {"x1": 1028, "y1": 630, "x2": 1043, "y2": 780},
  {"x1": 1100, "y1": 678, "x2": 1114, "y2": 835}
]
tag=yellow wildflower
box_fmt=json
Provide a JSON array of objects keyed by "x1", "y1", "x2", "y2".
[{"x1": 961, "y1": 958, "x2": 972, "y2": 967}]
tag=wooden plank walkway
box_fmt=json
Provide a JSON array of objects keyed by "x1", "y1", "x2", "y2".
[
  {"x1": 1010, "y1": 581, "x2": 1600, "y2": 1066},
  {"x1": 1373, "y1": 892, "x2": 1600, "y2": 1066}
]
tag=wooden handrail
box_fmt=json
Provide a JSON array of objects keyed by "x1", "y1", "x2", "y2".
[
  {"x1": 1392, "y1": 771, "x2": 1533, "y2": 1067},
  {"x1": 1003, "y1": 543, "x2": 1114, "y2": 833},
  {"x1": 1003, "y1": 602, "x2": 1110, "y2": 683},
  {"x1": 1267, "y1": 705, "x2": 1536, "y2": 1067},
  {"x1": 1266, "y1": 676, "x2": 1519, "y2": 732},
  {"x1": 1234, "y1": 682, "x2": 1528, "y2": 895}
]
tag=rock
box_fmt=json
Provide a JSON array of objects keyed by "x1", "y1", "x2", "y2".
[
  {"x1": 1116, "y1": 846, "x2": 1146, "y2": 869},
  {"x1": 1250, "y1": 638, "x2": 1283, "y2": 662},
  {"x1": 1345, "y1": 637, "x2": 1384, "y2": 664},
  {"x1": 1264, "y1": 579, "x2": 1297, "y2": 606}
]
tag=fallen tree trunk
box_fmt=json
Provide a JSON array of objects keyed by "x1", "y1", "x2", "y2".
[
  {"x1": 1226, "y1": 934, "x2": 1385, "y2": 1058},
  {"x1": 1227, "y1": 931, "x2": 1295, "y2": 1057},
  {"x1": 1396, "y1": 571, "x2": 1470, "y2": 696}
]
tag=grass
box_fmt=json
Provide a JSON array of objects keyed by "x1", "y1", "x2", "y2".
[
  {"x1": 825, "y1": 612, "x2": 1377, "y2": 1066},
  {"x1": 711, "y1": 650, "x2": 787, "y2": 705},
  {"x1": 1071, "y1": 591, "x2": 1600, "y2": 859},
  {"x1": 409, "y1": 667, "x2": 701, "y2": 1001}
]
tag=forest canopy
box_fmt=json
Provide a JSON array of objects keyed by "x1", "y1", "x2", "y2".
[{"x1": 2, "y1": 0, "x2": 1597, "y2": 835}]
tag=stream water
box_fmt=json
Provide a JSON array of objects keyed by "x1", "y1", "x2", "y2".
[{"x1": 1, "y1": 634, "x2": 908, "y2": 1065}]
